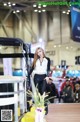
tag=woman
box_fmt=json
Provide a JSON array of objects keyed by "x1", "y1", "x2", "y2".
[
  {"x1": 29, "y1": 47, "x2": 51, "y2": 115},
  {"x1": 30, "y1": 47, "x2": 50, "y2": 95},
  {"x1": 29, "y1": 47, "x2": 54, "y2": 115}
]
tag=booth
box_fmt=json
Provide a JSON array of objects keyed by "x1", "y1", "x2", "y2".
[{"x1": 0, "y1": 37, "x2": 29, "y2": 122}]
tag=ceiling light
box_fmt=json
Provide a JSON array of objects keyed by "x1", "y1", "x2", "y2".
[
  {"x1": 12, "y1": 3, "x2": 16, "y2": 6},
  {"x1": 68, "y1": 10, "x2": 70, "y2": 12},
  {"x1": 43, "y1": 5, "x2": 47, "y2": 7},
  {"x1": 8, "y1": 4, "x2": 11, "y2": 7},
  {"x1": 16, "y1": 10, "x2": 20, "y2": 13},
  {"x1": 3, "y1": 3, "x2": 7, "y2": 6},
  {"x1": 38, "y1": 5, "x2": 41, "y2": 8},
  {"x1": 8, "y1": 2, "x2": 11, "y2": 5},
  {"x1": 13, "y1": 11, "x2": 16, "y2": 14},
  {"x1": 34, "y1": 9, "x2": 38, "y2": 12},
  {"x1": 66, "y1": 46, "x2": 69, "y2": 49},
  {"x1": 39, "y1": 38, "x2": 43, "y2": 42},
  {"x1": 38, "y1": 4, "x2": 41, "y2": 6},
  {"x1": 67, "y1": 12, "x2": 69, "y2": 14},
  {"x1": 54, "y1": 45, "x2": 56, "y2": 48},
  {"x1": 42, "y1": 9, "x2": 46, "y2": 12},
  {"x1": 0, "y1": 46, "x2": 2, "y2": 50},
  {"x1": 38, "y1": 10, "x2": 41, "y2": 13},
  {"x1": 62, "y1": 11, "x2": 66, "y2": 14},
  {"x1": 33, "y1": 4, "x2": 37, "y2": 7}
]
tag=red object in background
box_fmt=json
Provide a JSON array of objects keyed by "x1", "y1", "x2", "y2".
[
  {"x1": 49, "y1": 71, "x2": 53, "y2": 77},
  {"x1": 62, "y1": 70, "x2": 66, "y2": 78}
]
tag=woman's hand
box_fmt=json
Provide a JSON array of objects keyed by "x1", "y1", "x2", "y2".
[{"x1": 44, "y1": 77, "x2": 53, "y2": 84}]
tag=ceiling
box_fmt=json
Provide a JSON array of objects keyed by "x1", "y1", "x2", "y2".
[
  {"x1": 0, "y1": 0, "x2": 80, "y2": 50},
  {"x1": 0, "y1": 0, "x2": 70, "y2": 12}
]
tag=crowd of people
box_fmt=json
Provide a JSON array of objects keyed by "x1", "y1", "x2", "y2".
[
  {"x1": 59, "y1": 77, "x2": 80, "y2": 103},
  {"x1": 47, "y1": 76, "x2": 80, "y2": 104}
]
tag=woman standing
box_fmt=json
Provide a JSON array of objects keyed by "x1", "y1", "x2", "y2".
[
  {"x1": 30, "y1": 47, "x2": 50, "y2": 95},
  {"x1": 29, "y1": 47, "x2": 51, "y2": 115}
]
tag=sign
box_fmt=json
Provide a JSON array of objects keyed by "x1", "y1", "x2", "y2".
[
  {"x1": 71, "y1": 0, "x2": 80, "y2": 42},
  {"x1": 3, "y1": 58, "x2": 12, "y2": 76}
]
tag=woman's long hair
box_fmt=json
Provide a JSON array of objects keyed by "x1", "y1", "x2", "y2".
[{"x1": 32, "y1": 47, "x2": 45, "y2": 68}]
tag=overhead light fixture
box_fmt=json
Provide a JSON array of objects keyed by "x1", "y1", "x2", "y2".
[
  {"x1": 68, "y1": 10, "x2": 70, "y2": 12},
  {"x1": 8, "y1": 2, "x2": 11, "y2": 5},
  {"x1": 8, "y1": 4, "x2": 11, "y2": 7},
  {"x1": 38, "y1": 5, "x2": 41, "y2": 8},
  {"x1": 38, "y1": 4, "x2": 41, "y2": 6},
  {"x1": 3, "y1": 3, "x2": 7, "y2": 6},
  {"x1": 43, "y1": 5, "x2": 47, "y2": 7},
  {"x1": 42, "y1": 9, "x2": 46, "y2": 12},
  {"x1": 54, "y1": 45, "x2": 56, "y2": 48},
  {"x1": 34, "y1": 9, "x2": 38, "y2": 12},
  {"x1": 66, "y1": 46, "x2": 69, "y2": 49},
  {"x1": 13, "y1": 11, "x2": 16, "y2": 14},
  {"x1": 33, "y1": 4, "x2": 37, "y2": 7},
  {"x1": 0, "y1": 46, "x2": 2, "y2": 50},
  {"x1": 16, "y1": 10, "x2": 20, "y2": 13},
  {"x1": 33, "y1": 3, "x2": 46, "y2": 13},
  {"x1": 67, "y1": 12, "x2": 69, "y2": 14},
  {"x1": 39, "y1": 38, "x2": 43, "y2": 42},
  {"x1": 12, "y1": 3, "x2": 16, "y2": 6},
  {"x1": 38, "y1": 10, "x2": 41, "y2": 13},
  {"x1": 62, "y1": 11, "x2": 66, "y2": 14},
  {"x1": 4, "y1": 2, "x2": 16, "y2": 7}
]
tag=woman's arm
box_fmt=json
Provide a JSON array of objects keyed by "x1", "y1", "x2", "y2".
[
  {"x1": 29, "y1": 65, "x2": 34, "y2": 75},
  {"x1": 46, "y1": 57, "x2": 51, "y2": 76}
]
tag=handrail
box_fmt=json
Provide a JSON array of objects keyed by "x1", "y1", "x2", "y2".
[
  {"x1": 0, "y1": 90, "x2": 24, "y2": 96},
  {"x1": 0, "y1": 37, "x2": 23, "y2": 46},
  {"x1": 0, "y1": 96, "x2": 18, "y2": 106},
  {"x1": 0, "y1": 53, "x2": 28, "y2": 58},
  {"x1": 0, "y1": 76, "x2": 26, "y2": 122}
]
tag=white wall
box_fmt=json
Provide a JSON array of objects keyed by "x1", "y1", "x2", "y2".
[{"x1": 46, "y1": 42, "x2": 80, "y2": 70}]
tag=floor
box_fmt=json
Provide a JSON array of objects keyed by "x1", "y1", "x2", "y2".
[{"x1": 46, "y1": 103, "x2": 80, "y2": 122}]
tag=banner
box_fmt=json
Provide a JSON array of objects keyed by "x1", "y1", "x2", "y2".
[
  {"x1": 71, "y1": 0, "x2": 80, "y2": 42},
  {"x1": 3, "y1": 58, "x2": 12, "y2": 76}
]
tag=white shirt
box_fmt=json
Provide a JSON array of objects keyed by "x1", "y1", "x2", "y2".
[{"x1": 33, "y1": 58, "x2": 48, "y2": 75}]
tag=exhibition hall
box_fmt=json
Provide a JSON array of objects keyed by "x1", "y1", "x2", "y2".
[{"x1": 0, "y1": 0, "x2": 80, "y2": 122}]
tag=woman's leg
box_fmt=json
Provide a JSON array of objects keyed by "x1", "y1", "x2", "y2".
[{"x1": 34, "y1": 74, "x2": 46, "y2": 95}]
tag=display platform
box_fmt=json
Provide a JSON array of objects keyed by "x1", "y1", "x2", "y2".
[
  {"x1": 46, "y1": 103, "x2": 80, "y2": 122},
  {"x1": 0, "y1": 75, "x2": 26, "y2": 122}
]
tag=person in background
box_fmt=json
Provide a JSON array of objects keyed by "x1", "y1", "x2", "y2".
[
  {"x1": 74, "y1": 83, "x2": 80, "y2": 103},
  {"x1": 71, "y1": 77, "x2": 77, "y2": 92},
  {"x1": 46, "y1": 79, "x2": 58, "y2": 103},
  {"x1": 62, "y1": 79, "x2": 74, "y2": 103},
  {"x1": 29, "y1": 47, "x2": 51, "y2": 114}
]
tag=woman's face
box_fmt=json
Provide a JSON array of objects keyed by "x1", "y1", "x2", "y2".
[{"x1": 37, "y1": 48, "x2": 44, "y2": 58}]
